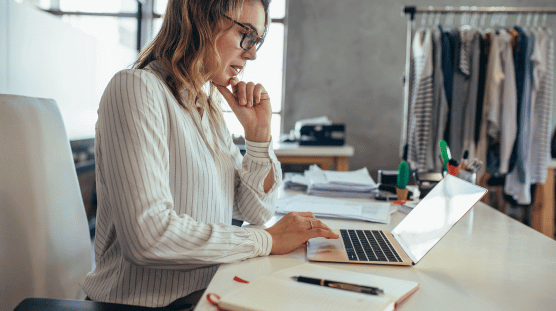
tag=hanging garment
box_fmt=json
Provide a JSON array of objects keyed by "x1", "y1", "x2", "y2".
[
  {"x1": 505, "y1": 28, "x2": 535, "y2": 205},
  {"x1": 530, "y1": 28, "x2": 554, "y2": 184},
  {"x1": 507, "y1": 26, "x2": 533, "y2": 174},
  {"x1": 449, "y1": 27, "x2": 482, "y2": 161},
  {"x1": 484, "y1": 29, "x2": 518, "y2": 175},
  {"x1": 430, "y1": 26, "x2": 449, "y2": 172},
  {"x1": 474, "y1": 31, "x2": 490, "y2": 146},
  {"x1": 475, "y1": 30, "x2": 497, "y2": 180},
  {"x1": 407, "y1": 29, "x2": 434, "y2": 172},
  {"x1": 439, "y1": 25, "x2": 454, "y2": 105}
]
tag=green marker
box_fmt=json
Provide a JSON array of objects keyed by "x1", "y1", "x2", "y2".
[{"x1": 439, "y1": 140, "x2": 451, "y2": 171}]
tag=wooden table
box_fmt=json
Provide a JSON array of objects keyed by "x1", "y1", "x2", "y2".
[
  {"x1": 195, "y1": 188, "x2": 556, "y2": 311},
  {"x1": 532, "y1": 159, "x2": 556, "y2": 238},
  {"x1": 273, "y1": 142, "x2": 354, "y2": 171}
]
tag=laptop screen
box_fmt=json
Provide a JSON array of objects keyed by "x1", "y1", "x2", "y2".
[{"x1": 392, "y1": 175, "x2": 487, "y2": 263}]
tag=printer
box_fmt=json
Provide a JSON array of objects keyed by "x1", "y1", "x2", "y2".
[{"x1": 293, "y1": 117, "x2": 346, "y2": 146}]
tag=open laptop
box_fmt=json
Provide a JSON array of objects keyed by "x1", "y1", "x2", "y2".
[{"x1": 307, "y1": 174, "x2": 487, "y2": 266}]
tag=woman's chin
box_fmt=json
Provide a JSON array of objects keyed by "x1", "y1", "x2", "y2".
[{"x1": 212, "y1": 75, "x2": 232, "y2": 87}]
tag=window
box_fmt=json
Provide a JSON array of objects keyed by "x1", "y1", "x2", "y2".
[
  {"x1": 30, "y1": 0, "x2": 287, "y2": 141},
  {"x1": 26, "y1": 0, "x2": 140, "y2": 51}
]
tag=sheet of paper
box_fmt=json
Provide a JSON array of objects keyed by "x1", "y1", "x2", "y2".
[
  {"x1": 281, "y1": 202, "x2": 363, "y2": 218},
  {"x1": 324, "y1": 167, "x2": 377, "y2": 187},
  {"x1": 276, "y1": 194, "x2": 391, "y2": 223}
]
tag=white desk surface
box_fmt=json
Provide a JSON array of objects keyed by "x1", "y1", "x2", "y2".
[
  {"x1": 272, "y1": 142, "x2": 354, "y2": 157},
  {"x1": 195, "y1": 189, "x2": 556, "y2": 311}
]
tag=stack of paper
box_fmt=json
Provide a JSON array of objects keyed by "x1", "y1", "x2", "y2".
[
  {"x1": 276, "y1": 194, "x2": 393, "y2": 223},
  {"x1": 283, "y1": 172, "x2": 309, "y2": 191},
  {"x1": 305, "y1": 165, "x2": 378, "y2": 198}
]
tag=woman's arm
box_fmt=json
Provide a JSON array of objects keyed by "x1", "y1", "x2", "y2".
[{"x1": 97, "y1": 70, "x2": 275, "y2": 268}]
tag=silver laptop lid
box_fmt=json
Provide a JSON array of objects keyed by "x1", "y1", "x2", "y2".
[{"x1": 392, "y1": 174, "x2": 487, "y2": 264}]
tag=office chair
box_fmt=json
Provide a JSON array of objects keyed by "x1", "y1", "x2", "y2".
[{"x1": 0, "y1": 94, "x2": 93, "y2": 310}]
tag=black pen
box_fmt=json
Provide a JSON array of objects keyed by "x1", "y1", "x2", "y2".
[{"x1": 291, "y1": 276, "x2": 384, "y2": 295}]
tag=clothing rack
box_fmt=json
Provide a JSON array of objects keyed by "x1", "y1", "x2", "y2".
[{"x1": 400, "y1": 6, "x2": 556, "y2": 159}]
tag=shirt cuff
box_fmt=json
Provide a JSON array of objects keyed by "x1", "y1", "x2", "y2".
[
  {"x1": 244, "y1": 228, "x2": 273, "y2": 257},
  {"x1": 244, "y1": 138, "x2": 274, "y2": 163}
]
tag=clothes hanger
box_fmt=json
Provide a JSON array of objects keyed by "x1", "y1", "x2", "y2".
[
  {"x1": 435, "y1": 12, "x2": 441, "y2": 26},
  {"x1": 500, "y1": 13, "x2": 507, "y2": 27},
  {"x1": 480, "y1": 12, "x2": 487, "y2": 27},
  {"x1": 428, "y1": 9, "x2": 435, "y2": 26},
  {"x1": 516, "y1": 12, "x2": 522, "y2": 26}
]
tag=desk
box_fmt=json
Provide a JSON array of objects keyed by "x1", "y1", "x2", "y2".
[
  {"x1": 195, "y1": 189, "x2": 556, "y2": 311},
  {"x1": 273, "y1": 142, "x2": 354, "y2": 171},
  {"x1": 532, "y1": 159, "x2": 556, "y2": 238}
]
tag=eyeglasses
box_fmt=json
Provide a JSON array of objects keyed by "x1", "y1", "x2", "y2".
[{"x1": 222, "y1": 14, "x2": 265, "y2": 51}]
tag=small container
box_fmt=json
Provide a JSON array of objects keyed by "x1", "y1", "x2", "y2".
[
  {"x1": 458, "y1": 169, "x2": 477, "y2": 184},
  {"x1": 396, "y1": 188, "x2": 409, "y2": 201}
]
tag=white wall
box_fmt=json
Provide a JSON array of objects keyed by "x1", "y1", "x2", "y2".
[
  {"x1": 0, "y1": 0, "x2": 8, "y2": 92},
  {"x1": 2, "y1": 0, "x2": 136, "y2": 140}
]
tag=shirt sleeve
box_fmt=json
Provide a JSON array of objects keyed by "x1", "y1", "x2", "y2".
[
  {"x1": 96, "y1": 69, "x2": 277, "y2": 268},
  {"x1": 225, "y1": 131, "x2": 283, "y2": 224}
]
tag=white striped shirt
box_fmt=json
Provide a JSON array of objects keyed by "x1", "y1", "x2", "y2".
[
  {"x1": 82, "y1": 62, "x2": 282, "y2": 307},
  {"x1": 407, "y1": 28, "x2": 434, "y2": 172}
]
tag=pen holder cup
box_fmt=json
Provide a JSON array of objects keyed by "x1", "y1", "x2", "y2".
[{"x1": 458, "y1": 169, "x2": 477, "y2": 184}]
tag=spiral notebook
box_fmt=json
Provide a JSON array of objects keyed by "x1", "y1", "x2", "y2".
[{"x1": 216, "y1": 264, "x2": 419, "y2": 311}]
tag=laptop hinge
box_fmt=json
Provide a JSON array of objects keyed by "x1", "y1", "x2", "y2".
[{"x1": 392, "y1": 232, "x2": 418, "y2": 264}]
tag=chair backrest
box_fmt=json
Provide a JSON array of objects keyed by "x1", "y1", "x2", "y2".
[{"x1": 0, "y1": 94, "x2": 92, "y2": 310}]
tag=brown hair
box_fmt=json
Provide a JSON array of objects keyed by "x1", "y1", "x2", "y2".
[{"x1": 134, "y1": 0, "x2": 270, "y2": 127}]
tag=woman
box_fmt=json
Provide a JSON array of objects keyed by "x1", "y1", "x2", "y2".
[{"x1": 82, "y1": 0, "x2": 338, "y2": 308}]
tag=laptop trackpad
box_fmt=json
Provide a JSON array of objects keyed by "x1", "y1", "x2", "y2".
[{"x1": 307, "y1": 234, "x2": 349, "y2": 262}]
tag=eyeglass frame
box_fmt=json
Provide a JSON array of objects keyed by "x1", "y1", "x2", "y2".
[{"x1": 221, "y1": 14, "x2": 265, "y2": 51}]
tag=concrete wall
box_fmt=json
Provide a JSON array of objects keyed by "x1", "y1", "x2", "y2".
[{"x1": 283, "y1": 0, "x2": 556, "y2": 177}]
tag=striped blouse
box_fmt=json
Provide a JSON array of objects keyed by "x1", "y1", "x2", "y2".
[{"x1": 81, "y1": 62, "x2": 282, "y2": 307}]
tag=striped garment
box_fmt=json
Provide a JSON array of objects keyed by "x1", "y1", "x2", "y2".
[
  {"x1": 530, "y1": 28, "x2": 554, "y2": 184},
  {"x1": 81, "y1": 61, "x2": 282, "y2": 307},
  {"x1": 407, "y1": 28, "x2": 434, "y2": 172}
]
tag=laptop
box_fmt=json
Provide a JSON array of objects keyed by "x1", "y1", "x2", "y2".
[{"x1": 307, "y1": 174, "x2": 487, "y2": 266}]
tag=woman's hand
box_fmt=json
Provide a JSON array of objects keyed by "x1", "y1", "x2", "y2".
[
  {"x1": 213, "y1": 78, "x2": 272, "y2": 142},
  {"x1": 264, "y1": 212, "x2": 340, "y2": 255}
]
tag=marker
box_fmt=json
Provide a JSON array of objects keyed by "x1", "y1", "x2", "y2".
[
  {"x1": 439, "y1": 140, "x2": 451, "y2": 171},
  {"x1": 291, "y1": 276, "x2": 384, "y2": 295}
]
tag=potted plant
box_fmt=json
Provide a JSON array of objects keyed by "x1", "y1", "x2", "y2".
[{"x1": 396, "y1": 161, "x2": 409, "y2": 201}]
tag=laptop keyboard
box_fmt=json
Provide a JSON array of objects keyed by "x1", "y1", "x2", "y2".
[{"x1": 340, "y1": 229, "x2": 402, "y2": 262}]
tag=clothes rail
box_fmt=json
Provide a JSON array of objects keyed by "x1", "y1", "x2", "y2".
[{"x1": 399, "y1": 6, "x2": 556, "y2": 160}]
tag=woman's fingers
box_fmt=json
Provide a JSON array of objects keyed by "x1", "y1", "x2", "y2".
[
  {"x1": 214, "y1": 78, "x2": 268, "y2": 109},
  {"x1": 245, "y1": 82, "x2": 255, "y2": 107},
  {"x1": 264, "y1": 212, "x2": 339, "y2": 255},
  {"x1": 305, "y1": 219, "x2": 339, "y2": 239},
  {"x1": 235, "y1": 81, "x2": 247, "y2": 106},
  {"x1": 254, "y1": 83, "x2": 265, "y2": 105},
  {"x1": 213, "y1": 83, "x2": 236, "y2": 108}
]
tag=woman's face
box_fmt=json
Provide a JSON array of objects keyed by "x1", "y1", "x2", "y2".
[{"x1": 211, "y1": 1, "x2": 266, "y2": 86}]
